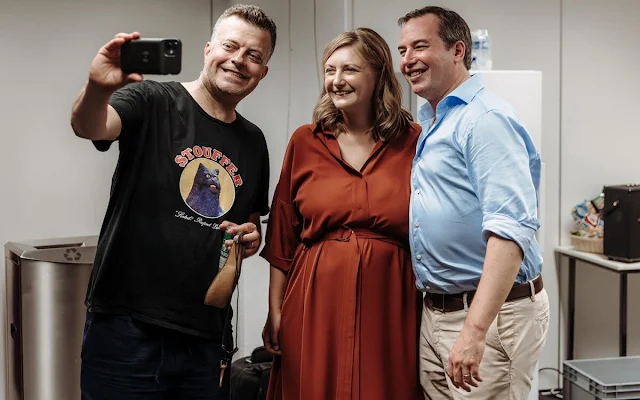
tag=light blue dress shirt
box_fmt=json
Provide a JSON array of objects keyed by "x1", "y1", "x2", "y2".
[{"x1": 410, "y1": 74, "x2": 543, "y2": 294}]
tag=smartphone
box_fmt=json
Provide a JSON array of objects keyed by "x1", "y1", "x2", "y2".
[{"x1": 120, "y1": 38, "x2": 182, "y2": 75}]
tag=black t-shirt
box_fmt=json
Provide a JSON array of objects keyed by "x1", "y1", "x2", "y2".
[{"x1": 86, "y1": 81, "x2": 270, "y2": 339}]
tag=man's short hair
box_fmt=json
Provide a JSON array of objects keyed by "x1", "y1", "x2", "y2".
[
  {"x1": 398, "y1": 6, "x2": 472, "y2": 70},
  {"x1": 213, "y1": 4, "x2": 277, "y2": 60}
]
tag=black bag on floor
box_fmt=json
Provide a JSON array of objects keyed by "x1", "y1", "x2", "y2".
[{"x1": 230, "y1": 346, "x2": 272, "y2": 400}]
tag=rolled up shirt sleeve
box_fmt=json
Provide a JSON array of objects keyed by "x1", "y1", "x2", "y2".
[{"x1": 460, "y1": 109, "x2": 541, "y2": 255}]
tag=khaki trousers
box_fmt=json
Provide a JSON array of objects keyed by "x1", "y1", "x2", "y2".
[{"x1": 419, "y1": 288, "x2": 550, "y2": 400}]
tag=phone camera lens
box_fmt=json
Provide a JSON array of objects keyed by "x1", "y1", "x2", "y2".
[{"x1": 164, "y1": 40, "x2": 178, "y2": 57}]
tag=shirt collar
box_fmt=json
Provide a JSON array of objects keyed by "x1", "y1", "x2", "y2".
[{"x1": 417, "y1": 74, "x2": 484, "y2": 125}]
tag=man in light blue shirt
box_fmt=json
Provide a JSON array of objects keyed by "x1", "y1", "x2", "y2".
[{"x1": 398, "y1": 6, "x2": 549, "y2": 400}]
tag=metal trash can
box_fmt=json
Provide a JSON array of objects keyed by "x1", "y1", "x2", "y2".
[{"x1": 4, "y1": 236, "x2": 97, "y2": 400}]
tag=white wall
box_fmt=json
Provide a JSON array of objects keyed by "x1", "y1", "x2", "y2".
[
  {"x1": 0, "y1": 0, "x2": 212, "y2": 242},
  {"x1": 0, "y1": 0, "x2": 212, "y2": 394},
  {"x1": 560, "y1": 0, "x2": 640, "y2": 359}
]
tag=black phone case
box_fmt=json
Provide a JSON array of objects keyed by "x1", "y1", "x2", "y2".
[{"x1": 120, "y1": 38, "x2": 182, "y2": 75}]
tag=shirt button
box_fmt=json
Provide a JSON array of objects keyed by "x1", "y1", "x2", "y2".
[
  {"x1": 415, "y1": 222, "x2": 420, "y2": 228},
  {"x1": 416, "y1": 255, "x2": 422, "y2": 260},
  {"x1": 425, "y1": 286, "x2": 431, "y2": 290},
  {"x1": 416, "y1": 189, "x2": 421, "y2": 195}
]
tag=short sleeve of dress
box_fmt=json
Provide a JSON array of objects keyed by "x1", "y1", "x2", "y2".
[{"x1": 259, "y1": 127, "x2": 305, "y2": 272}]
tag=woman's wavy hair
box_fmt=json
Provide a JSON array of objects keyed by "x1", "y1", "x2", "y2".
[{"x1": 312, "y1": 28, "x2": 413, "y2": 141}]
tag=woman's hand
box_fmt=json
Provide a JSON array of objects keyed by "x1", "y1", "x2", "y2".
[{"x1": 262, "y1": 310, "x2": 282, "y2": 355}]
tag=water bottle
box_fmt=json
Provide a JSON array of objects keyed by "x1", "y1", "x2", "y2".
[
  {"x1": 218, "y1": 231, "x2": 233, "y2": 269},
  {"x1": 471, "y1": 29, "x2": 492, "y2": 70}
]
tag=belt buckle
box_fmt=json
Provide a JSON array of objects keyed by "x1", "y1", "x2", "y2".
[{"x1": 463, "y1": 292, "x2": 469, "y2": 312}]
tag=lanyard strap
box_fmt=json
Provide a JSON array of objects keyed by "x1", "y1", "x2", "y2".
[{"x1": 220, "y1": 232, "x2": 244, "y2": 367}]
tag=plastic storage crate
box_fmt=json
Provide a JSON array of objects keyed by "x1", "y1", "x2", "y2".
[{"x1": 563, "y1": 357, "x2": 640, "y2": 399}]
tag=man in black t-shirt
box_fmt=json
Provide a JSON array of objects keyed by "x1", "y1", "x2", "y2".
[{"x1": 70, "y1": 5, "x2": 277, "y2": 399}]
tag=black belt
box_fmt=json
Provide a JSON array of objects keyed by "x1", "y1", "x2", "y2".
[{"x1": 424, "y1": 275, "x2": 544, "y2": 312}]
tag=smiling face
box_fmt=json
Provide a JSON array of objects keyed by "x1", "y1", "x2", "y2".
[
  {"x1": 201, "y1": 16, "x2": 271, "y2": 103},
  {"x1": 398, "y1": 13, "x2": 466, "y2": 106},
  {"x1": 324, "y1": 45, "x2": 377, "y2": 117}
]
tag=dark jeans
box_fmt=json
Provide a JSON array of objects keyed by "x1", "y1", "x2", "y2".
[{"x1": 81, "y1": 312, "x2": 229, "y2": 400}]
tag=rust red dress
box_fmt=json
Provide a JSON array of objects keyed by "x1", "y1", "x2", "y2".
[{"x1": 260, "y1": 123, "x2": 423, "y2": 400}]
